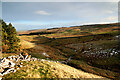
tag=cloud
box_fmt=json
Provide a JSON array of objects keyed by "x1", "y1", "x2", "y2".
[
  {"x1": 35, "y1": 10, "x2": 51, "y2": 15},
  {"x1": 3, "y1": 2, "x2": 118, "y2": 31},
  {"x1": 103, "y1": 16, "x2": 118, "y2": 21},
  {"x1": 104, "y1": 10, "x2": 114, "y2": 14}
]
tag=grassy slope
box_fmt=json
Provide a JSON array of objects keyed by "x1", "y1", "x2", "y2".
[{"x1": 3, "y1": 60, "x2": 105, "y2": 79}]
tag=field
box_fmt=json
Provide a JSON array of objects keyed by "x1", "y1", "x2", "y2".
[{"x1": 17, "y1": 23, "x2": 120, "y2": 79}]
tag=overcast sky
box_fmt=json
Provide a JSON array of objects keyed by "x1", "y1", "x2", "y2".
[{"x1": 2, "y1": 2, "x2": 118, "y2": 31}]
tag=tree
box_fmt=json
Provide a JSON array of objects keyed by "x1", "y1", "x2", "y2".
[{"x1": 2, "y1": 20, "x2": 20, "y2": 53}]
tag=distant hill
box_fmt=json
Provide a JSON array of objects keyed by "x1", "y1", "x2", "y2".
[{"x1": 17, "y1": 22, "x2": 120, "y2": 38}]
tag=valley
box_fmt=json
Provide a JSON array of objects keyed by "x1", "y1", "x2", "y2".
[{"x1": 16, "y1": 23, "x2": 120, "y2": 79}]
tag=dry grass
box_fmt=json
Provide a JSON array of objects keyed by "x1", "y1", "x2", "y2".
[
  {"x1": 46, "y1": 61, "x2": 105, "y2": 78},
  {"x1": 2, "y1": 53, "x2": 18, "y2": 58},
  {"x1": 91, "y1": 27, "x2": 120, "y2": 34},
  {"x1": 18, "y1": 35, "x2": 36, "y2": 49},
  {"x1": 4, "y1": 60, "x2": 107, "y2": 79},
  {"x1": 19, "y1": 39, "x2": 35, "y2": 49},
  {"x1": 18, "y1": 35, "x2": 37, "y2": 42}
]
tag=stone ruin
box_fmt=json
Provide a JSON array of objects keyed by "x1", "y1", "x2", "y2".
[{"x1": 0, "y1": 54, "x2": 31, "y2": 78}]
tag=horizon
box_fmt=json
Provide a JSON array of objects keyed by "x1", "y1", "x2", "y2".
[
  {"x1": 2, "y1": 2, "x2": 118, "y2": 31},
  {"x1": 16, "y1": 21, "x2": 118, "y2": 31}
]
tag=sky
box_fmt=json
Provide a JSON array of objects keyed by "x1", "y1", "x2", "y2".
[{"x1": 2, "y1": 2, "x2": 118, "y2": 31}]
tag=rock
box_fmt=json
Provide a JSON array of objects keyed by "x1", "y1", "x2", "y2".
[
  {"x1": 25, "y1": 55, "x2": 28, "y2": 60},
  {"x1": 0, "y1": 55, "x2": 20, "y2": 76},
  {"x1": 42, "y1": 52, "x2": 49, "y2": 57},
  {"x1": 20, "y1": 65, "x2": 23, "y2": 67},
  {"x1": 20, "y1": 62, "x2": 23, "y2": 65},
  {"x1": 0, "y1": 54, "x2": 59, "y2": 77},
  {"x1": 0, "y1": 68, "x2": 4, "y2": 73},
  {"x1": 1, "y1": 68, "x2": 15, "y2": 76}
]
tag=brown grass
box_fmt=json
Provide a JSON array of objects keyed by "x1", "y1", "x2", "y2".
[
  {"x1": 4, "y1": 60, "x2": 107, "y2": 79},
  {"x1": 19, "y1": 39, "x2": 35, "y2": 49},
  {"x1": 47, "y1": 61, "x2": 105, "y2": 78}
]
